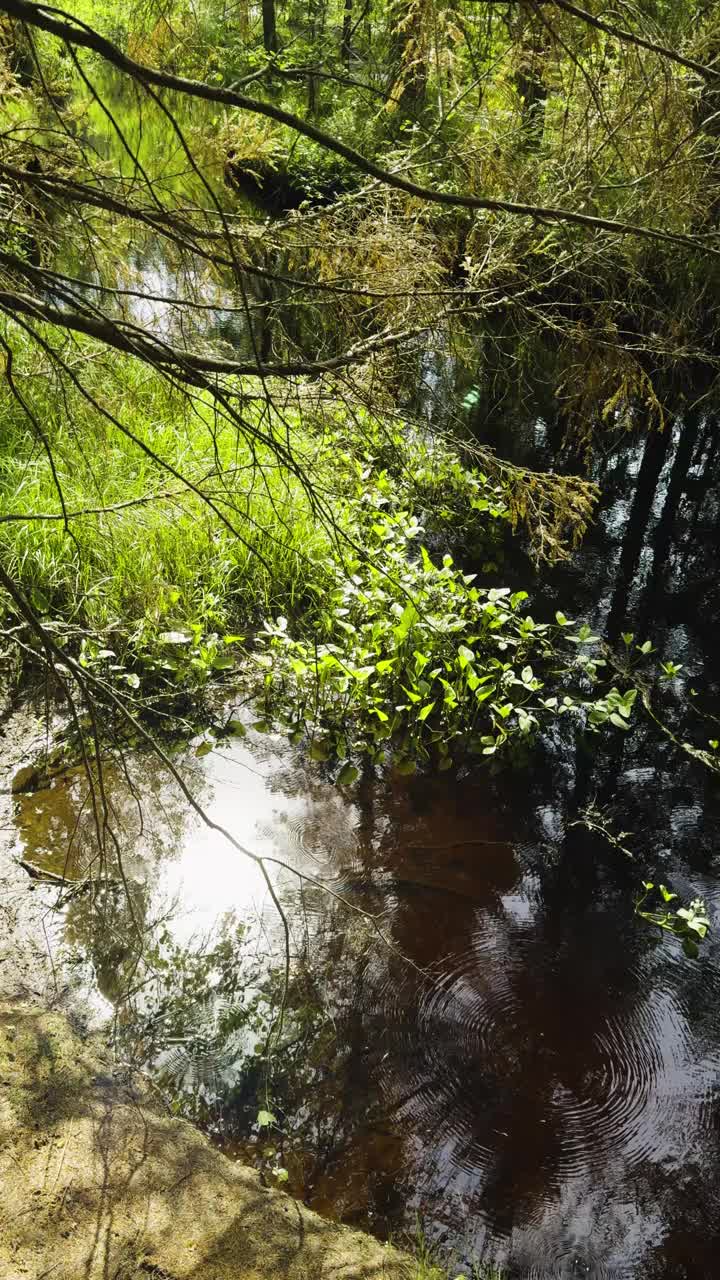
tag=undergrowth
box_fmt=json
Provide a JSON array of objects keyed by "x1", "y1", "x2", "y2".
[{"x1": 0, "y1": 325, "x2": 640, "y2": 768}]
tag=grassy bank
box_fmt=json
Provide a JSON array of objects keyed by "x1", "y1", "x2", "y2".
[
  {"x1": 0, "y1": 321, "x2": 642, "y2": 776},
  {"x1": 0, "y1": 340, "x2": 330, "y2": 639}
]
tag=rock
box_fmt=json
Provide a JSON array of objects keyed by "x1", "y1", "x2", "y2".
[{"x1": 10, "y1": 763, "x2": 42, "y2": 794}]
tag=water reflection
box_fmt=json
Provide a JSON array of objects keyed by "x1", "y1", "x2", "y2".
[{"x1": 10, "y1": 696, "x2": 720, "y2": 1277}]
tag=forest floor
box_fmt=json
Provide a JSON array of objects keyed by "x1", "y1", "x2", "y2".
[{"x1": 0, "y1": 707, "x2": 413, "y2": 1280}]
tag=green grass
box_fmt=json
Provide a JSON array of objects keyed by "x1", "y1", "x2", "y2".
[
  {"x1": 405, "y1": 1228, "x2": 506, "y2": 1280},
  {"x1": 411, "y1": 1259, "x2": 506, "y2": 1279},
  {"x1": 0, "y1": 328, "x2": 340, "y2": 656}
]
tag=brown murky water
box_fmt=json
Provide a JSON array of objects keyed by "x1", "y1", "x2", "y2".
[{"x1": 6, "y1": 644, "x2": 720, "y2": 1280}]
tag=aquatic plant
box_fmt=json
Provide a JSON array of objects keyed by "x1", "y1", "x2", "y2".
[
  {"x1": 635, "y1": 882, "x2": 711, "y2": 959},
  {"x1": 0, "y1": 328, "x2": 622, "y2": 770},
  {"x1": 255, "y1": 518, "x2": 637, "y2": 775}
]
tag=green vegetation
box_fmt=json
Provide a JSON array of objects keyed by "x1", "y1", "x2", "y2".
[
  {"x1": 54, "y1": 0, "x2": 720, "y2": 416},
  {"x1": 0, "y1": 0, "x2": 716, "y2": 920},
  {"x1": 0, "y1": 329, "x2": 332, "y2": 650},
  {"x1": 404, "y1": 1229, "x2": 506, "y2": 1280},
  {"x1": 0, "y1": 13, "x2": 715, "y2": 781},
  {"x1": 0, "y1": 318, "x2": 643, "y2": 770},
  {"x1": 1, "y1": 1, "x2": 719, "y2": 1268},
  {"x1": 635, "y1": 882, "x2": 711, "y2": 959},
  {"x1": 254, "y1": 506, "x2": 637, "y2": 774}
]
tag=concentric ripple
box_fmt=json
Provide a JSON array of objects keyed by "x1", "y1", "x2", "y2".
[{"x1": 362, "y1": 905, "x2": 704, "y2": 1204}]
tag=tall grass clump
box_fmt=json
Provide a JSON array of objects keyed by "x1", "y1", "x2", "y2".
[{"x1": 0, "y1": 326, "x2": 340, "y2": 661}]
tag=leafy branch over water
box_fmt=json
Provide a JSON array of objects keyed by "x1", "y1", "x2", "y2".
[
  {"x1": 571, "y1": 803, "x2": 712, "y2": 960},
  {"x1": 635, "y1": 883, "x2": 711, "y2": 960},
  {"x1": 254, "y1": 505, "x2": 639, "y2": 775}
]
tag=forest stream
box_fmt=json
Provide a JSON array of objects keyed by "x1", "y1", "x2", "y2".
[
  {"x1": 2, "y1": 28, "x2": 720, "y2": 1280},
  {"x1": 3, "y1": 402, "x2": 720, "y2": 1279}
]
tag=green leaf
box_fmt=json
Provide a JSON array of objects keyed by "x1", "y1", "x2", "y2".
[
  {"x1": 400, "y1": 684, "x2": 420, "y2": 704},
  {"x1": 457, "y1": 644, "x2": 475, "y2": 669},
  {"x1": 337, "y1": 763, "x2": 359, "y2": 785},
  {"x1": 195, "y1": 741, "x2": 214, "y2": 757},
  {"x1": 418, "y1": 701, "x2": 435, "y2": 721},
  {"x1": 212, "y1": 654, "x2": 235, "y2": 670},
  {"x1": 309, "y1": 739, "x2": 331, "y2": 761},
  {"x1": 257, "y1": 1110, "x2": 276, "y2": 1128},
  {"x1": 394, "y1": 601, "x2": 419, "y2": 641},
  {"x1": 376, "y1": 658, "x2": 396, "y2": 673},
  {"x1": 352, "y1": 665, "x2": 376, "y2": 682},
  {"x1": 609, "y1": 713, "x2": 631, "y2": 730},
  {"x1": 159, "y1": 630, "x2": 193, "y2": 645},
  {"x1": 227, "y1": 719, "x2": 247, "y2": 737}
]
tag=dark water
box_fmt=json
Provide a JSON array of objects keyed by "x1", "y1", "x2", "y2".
[
  {"x1": 10, "y1": 71, "x2": 720, "y2": 1279},
  {"x1": 42, "y1": 69, "x2": 267, "y2": 357},
  {"x1": 7, "y1": 410, "x2": 720, "y2": 1278}
]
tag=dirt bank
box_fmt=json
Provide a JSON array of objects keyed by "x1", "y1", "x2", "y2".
[{"x1": 0, "y1": 1002, "x2": 415, "y2": 1280}]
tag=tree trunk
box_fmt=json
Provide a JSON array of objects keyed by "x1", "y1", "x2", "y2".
[
  {"x1": 516, "y1": 63, "x2": 548, "y2": 143},
  {"x1": 262, "y1": 0, "x2": 278, "y2": 54},
  {"x1": 4, "y1": 18, "x2": 35, "y2": 84},
  {"x1": 341, "y1": 0, "x2": 353, "y2": 67},
  {"x1": 388, "y1": 0, "x2": 427, "y2": 119},
  {"x1": 606, "y1": 426, "x2": 671, "y2": 641},
  {"x1": 514, "y1": 1, "x2": 548, "y2": 148}
]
